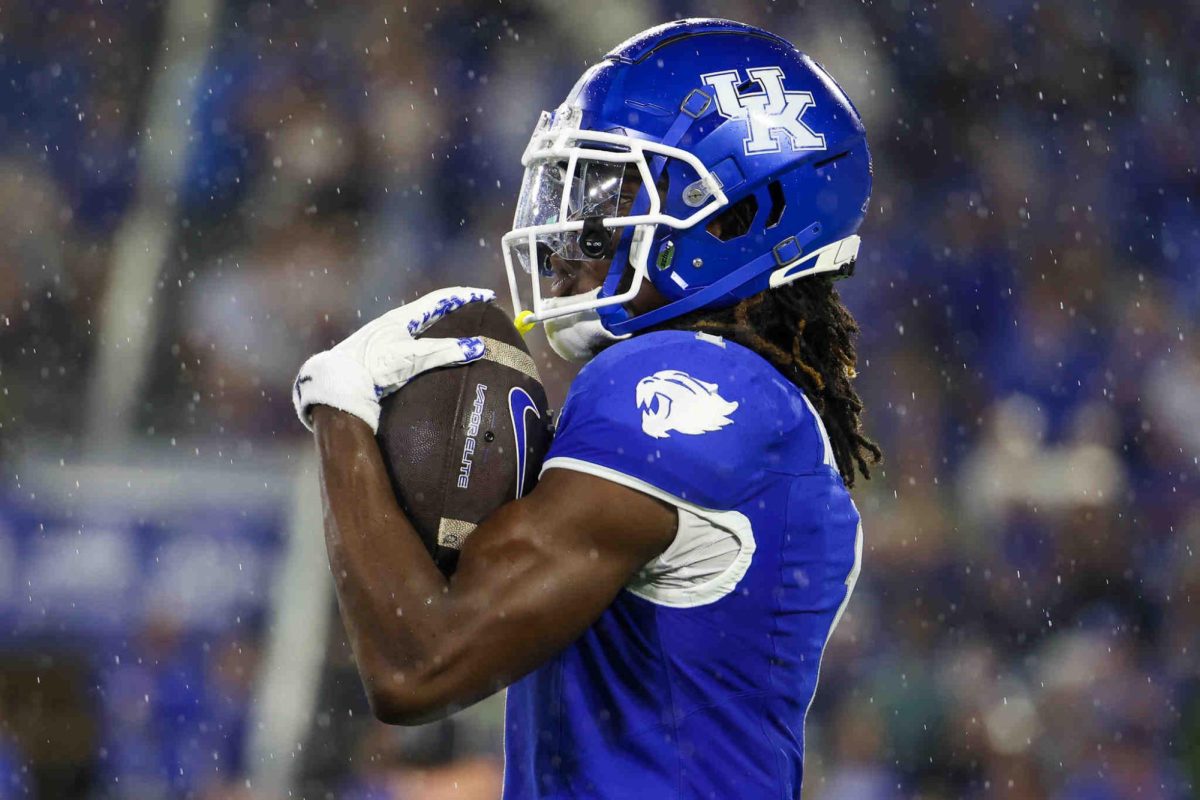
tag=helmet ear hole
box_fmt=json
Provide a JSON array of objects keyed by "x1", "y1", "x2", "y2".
[
  {"x1": 765, "y1": 181, "x2": 786, "y2": 229},
  {"x1": 706, "y1": 195, "x2": 759, "y2": 241}
]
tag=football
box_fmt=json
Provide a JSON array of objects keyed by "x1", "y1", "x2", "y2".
[{"x1": 377, "y1": 302, "x2": 552, "y2": 575}]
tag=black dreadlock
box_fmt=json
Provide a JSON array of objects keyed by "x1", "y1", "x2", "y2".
[{"x1": 653, "y1": 278, "x2": 882, "y2": 488}]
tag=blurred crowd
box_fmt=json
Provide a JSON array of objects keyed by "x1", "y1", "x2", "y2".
[{"x1": 0, "y1": 0, "x2": 1197, "y2": 798}]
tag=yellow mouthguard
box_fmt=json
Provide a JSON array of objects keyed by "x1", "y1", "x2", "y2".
[{"x1": 514, "y1": 310, "x2": 537, "y2": 336}]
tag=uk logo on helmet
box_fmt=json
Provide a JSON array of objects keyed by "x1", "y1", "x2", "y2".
[
  {"x1": 636, "y1": 370, "x2": 739, "y2": 439},
  {"x1": 701, "y1": 67, "x2": 827, "y2": 156}
]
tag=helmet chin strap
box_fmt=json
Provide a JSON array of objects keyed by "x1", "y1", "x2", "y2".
[
  {"x1": 542, "y1": 288, "x2": 630, "y2": 362},
  {"x1": 605, "y1": 224, "x2": 851, "y2": 337},
  {"x1": 595, "y1": 163, "x2": 660, "y2": 331},
  {"x1": 596, "y1": 90, "x2": 712, "y2": 331}
]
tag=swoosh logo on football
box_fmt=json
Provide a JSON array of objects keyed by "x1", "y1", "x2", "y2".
[{"x1": 508, "y1": 387, "x2": 540, "y2": 499}]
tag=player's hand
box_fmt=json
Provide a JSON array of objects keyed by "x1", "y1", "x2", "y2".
[{"x1": 293, "y1": 287, "x2": 495, "y2": 432}]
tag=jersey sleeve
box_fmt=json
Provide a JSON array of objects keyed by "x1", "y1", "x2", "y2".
[{"x1": 542, "y1": 331, "x2": 825, "y2": 510}]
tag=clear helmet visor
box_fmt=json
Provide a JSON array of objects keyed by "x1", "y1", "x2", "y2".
[
  {"x1": 501, "y1": 105, "x2": 729, "y2": 328},
  {"x1": 510, "y1": 158, "x2": 627, "y2": 276}
]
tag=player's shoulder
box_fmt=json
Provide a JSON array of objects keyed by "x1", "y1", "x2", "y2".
[
  {"x1": 572, "y1": 329, "x2": 795, "y2": 427},
  {"x1": 586, "y1": 328, "x2": 753, "y2": 372},
  {"x1": 574, "y1": 329, "x2": 775, "y2": 411},
  {"x1": 548, "y1": 330, "x2": 832, "y2": 505}
]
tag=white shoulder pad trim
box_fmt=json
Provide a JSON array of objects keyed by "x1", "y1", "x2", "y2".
[
  {"x1": 541, "y1": 456, "x2": 756, "y2": 608},
  {"x1": 798, "y1": 392, "x2": 837, "y2": 470}
]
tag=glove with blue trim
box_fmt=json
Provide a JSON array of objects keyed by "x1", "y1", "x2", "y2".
[{"x1": 293, "y1": 286, "x2": 494, "y2": 432}]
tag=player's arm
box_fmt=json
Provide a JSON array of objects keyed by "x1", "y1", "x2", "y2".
[{"x1": 313, "y1": 406, "x2": 675, "y2": 725}]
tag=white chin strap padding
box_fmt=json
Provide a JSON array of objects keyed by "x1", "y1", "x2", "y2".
[{"x1": 541, "y1": 289, "x2": 630, "y2": 363}]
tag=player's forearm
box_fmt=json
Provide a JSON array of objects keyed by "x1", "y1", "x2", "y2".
[
  {"x1": 309, "y1": 408, "x2": 679, "y2": 726},
  {"x1": 311, "y1": 406, "x2": 461, "y2": 721}
]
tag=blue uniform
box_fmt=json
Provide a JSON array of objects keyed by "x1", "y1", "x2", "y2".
[{"x1": 503, "y1": 330, "x2": 862, "y2": 799}]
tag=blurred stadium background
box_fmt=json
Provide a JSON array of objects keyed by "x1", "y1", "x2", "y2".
[{"x1": 0, "y1": 0, "x2": 1196, "y2": 797}]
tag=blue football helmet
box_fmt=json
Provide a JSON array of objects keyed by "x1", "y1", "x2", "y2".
[{"x1": 502, "y1": 18, "x2": 871, "y2": 337}]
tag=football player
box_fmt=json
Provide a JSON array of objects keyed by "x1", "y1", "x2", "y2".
[{"x1": 294, "y1": 18, "x2": 880, "y2": 798}]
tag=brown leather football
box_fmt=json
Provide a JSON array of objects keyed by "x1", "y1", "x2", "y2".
[{"x1": 377, "y1": 302, "x2": 552, "y2": 575}]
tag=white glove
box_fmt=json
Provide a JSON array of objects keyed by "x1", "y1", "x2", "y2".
[{"x1": 293, "y1": 286, "x2": 495, "y2": 432}]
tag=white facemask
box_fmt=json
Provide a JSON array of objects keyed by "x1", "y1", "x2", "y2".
[{"x1": 541, "y1": 288, "x2": 630, "y2": 363}]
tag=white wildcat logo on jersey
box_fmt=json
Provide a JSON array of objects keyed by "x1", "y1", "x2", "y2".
[
  {"x1": 636, "y1": 370, "x2": 739, "y2": 439},
  {"x1": 701, "y1": 67, "x2": 826, "y2": 156}
]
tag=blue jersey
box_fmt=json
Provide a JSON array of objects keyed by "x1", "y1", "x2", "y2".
[{"x1": 503, "y1": 330, "x2": 862, "y2": 799}]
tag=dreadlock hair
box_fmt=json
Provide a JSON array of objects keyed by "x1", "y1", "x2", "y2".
[
  {"x1": 629, "y1": 173, "x2": 879, "y2": 485},
  {"x1": 652, "y1": 276, "x2": 882, "y2": 488}
]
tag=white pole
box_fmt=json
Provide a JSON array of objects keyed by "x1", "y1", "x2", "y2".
[
  {"x1": 83, "y1": 0, "x2": 221, "y2": 454},
  {"x1": 246, "y1": 449, "x2": 334, "y2": 797}
]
